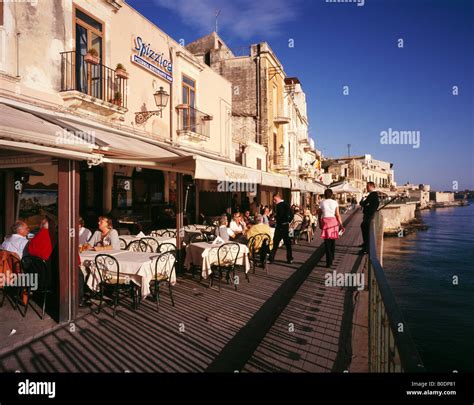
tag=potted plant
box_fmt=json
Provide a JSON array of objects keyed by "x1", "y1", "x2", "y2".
[
  {"x1": 113, "y1": 91, "x2": 122, "y2": 106},
  {"x1": 115, "y1": 63, "x2": 129, "y2": 79},
  {"x1": 84, "y1": 48, "x2": 99, "y2": 65}
]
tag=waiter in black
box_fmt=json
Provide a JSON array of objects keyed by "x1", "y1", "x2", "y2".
[
  {"x1": 269, "y1": 193, "x2": 294, "y2": 264},
  {"x1": 359, "y1": 181, "x2": 379, "y2": 254}
]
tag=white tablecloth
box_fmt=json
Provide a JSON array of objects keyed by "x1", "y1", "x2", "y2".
[
  {"x1": 80, "y1": 250, "x2": 176, "y2": 297},
  {"x1": 184, "y1": 241, "x2": 250, "y2": 279}
]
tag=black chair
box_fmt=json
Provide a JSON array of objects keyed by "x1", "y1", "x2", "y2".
[
  {"x1": 157, "y1": 242, "x2": 177, "y2": 253},
  {"x1": 19, "y1": 255, "x2": 51, "y2": 319},
  {"x1": 140, "y1": 237, "x2": 159, "y2": 253},
  {"x1": 208, "y1": 242, "x2": 240, "y2": 291},
  {"x1": 149, "y1": 230, "x2": 162, "y2": 237},
  {"x1": 149, "y1": 251, "x2": 176, "y2": 312},
  {"x1": 127, "y1": 239, "x2": 147, "y2": 252},
  {"x1": 94, "y1": 254, "x2": 139, "y2": 318},
  {"x1": 202, "y1": 226, "x2": 216, "y2": 242},
  {"x1": 189, "y1": 233, "x2": 208, "y2": 244},
  {"x1": 119, "y1": 238, "x2": 128, "y2": 250},
  {"x1": 159, "y1": 230, "x2": 176, "y2": 238},
  {"x1": 247, "y1": 233, "x2": 271, "y2": 275}
]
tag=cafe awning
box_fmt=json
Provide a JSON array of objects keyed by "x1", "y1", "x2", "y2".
[
  {"x1": 261, "y1": 171, "x2": 291, "y2": 189},
  {"x1": 0, "y1": 103, "x2": 102, "y2": 163}
]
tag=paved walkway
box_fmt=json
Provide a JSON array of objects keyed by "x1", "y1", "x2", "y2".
[{"x1": 0, "y1": 210, "x2": 365, "y2": 372}]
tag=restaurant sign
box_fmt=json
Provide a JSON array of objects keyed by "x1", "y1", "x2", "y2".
[{"x1": 131, "y1": 36, "x2": 173, "y2": 82}]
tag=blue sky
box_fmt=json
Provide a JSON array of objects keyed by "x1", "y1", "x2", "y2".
[{"x1": 127, "y1": 0, "x2": 473, "y2": 191}]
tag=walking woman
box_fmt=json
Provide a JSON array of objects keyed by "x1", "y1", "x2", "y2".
[{"x1": 318, "y1": 189, "x2": 344, "y2": 268}]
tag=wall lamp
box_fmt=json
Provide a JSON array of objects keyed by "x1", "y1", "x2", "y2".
[{"x1": 135, "y1": 87, "x2": 170, "y2": 124}]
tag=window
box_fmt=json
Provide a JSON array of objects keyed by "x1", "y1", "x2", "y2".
[
  {"x1": 74, "y1": 6, "x2": 104, "y2": 97},
  {"x1": 0, "y1": 0, "x2": 3, "y2": 26},
  {"x1": 182, "y1": 75, "x2": 196, "y2": 130},
  {"x1": 256, "y1": 158, "x2": 262, "y2": 171}
]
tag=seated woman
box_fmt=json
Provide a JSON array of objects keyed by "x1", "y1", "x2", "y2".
[
  {"x1": 229, "y1": 212, "x2": 248, "y2": 243},
  {"x1": 85, "y1": 216, "x2": 120, "y2": 251}
]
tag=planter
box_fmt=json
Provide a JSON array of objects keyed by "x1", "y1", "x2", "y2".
[
  {"x1": 84, "y1": 53, "x2": 100, "y2": 65},
  {"x1": 115, "y1": 68, "x2": 129, "y2": 79}
]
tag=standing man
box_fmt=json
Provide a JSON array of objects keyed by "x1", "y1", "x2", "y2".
[
  {"x1": 269, "y1": 193, "x2": 294, "y2": 264},
  {"x1": 359, "y1": 182, "x2": 380, "y2": 254}
]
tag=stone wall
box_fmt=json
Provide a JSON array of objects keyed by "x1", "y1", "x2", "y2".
[{"x1": 381, "y1": 203, "x2": 417, "y2": 232}]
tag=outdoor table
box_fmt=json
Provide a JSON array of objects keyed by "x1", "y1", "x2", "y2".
[
  {"x1": 184, "y1": 241, "x2": 250, "y2": 279},
  {"x1": 120, "y1": 234, "x2": 176, "y2": 248},
  {"x1": 79, "y1": 249, "x2": 176, "y2": 298}
]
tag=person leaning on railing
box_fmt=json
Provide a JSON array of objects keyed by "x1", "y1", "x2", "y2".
[{"x1": 359, "y1": 181, "x2": 380, "y2": 255}]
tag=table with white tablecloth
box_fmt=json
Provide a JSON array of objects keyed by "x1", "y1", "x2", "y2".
[
  {"x1": 79, "y1": 250, "x2": 176, "y2": 297},
  {"x1": 184, "y1": 241, "x2": 250, "y2": 279}
]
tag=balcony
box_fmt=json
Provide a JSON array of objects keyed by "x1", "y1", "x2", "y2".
[
  {"x1": 273, "y1": 112, "x2": 291, "y2": 125},
  {"x1": 60, "y1": 51, "x2": 128, "y2": 116},
  {"x1": 298, "y1": 166, "x2": 314, "y2": 179},
  {"x1": 269, "y1": 152, "x2": 290, "y2": 173},
  {"x1": 176, "y1": 105, "x2": 212, "y2": 142}
]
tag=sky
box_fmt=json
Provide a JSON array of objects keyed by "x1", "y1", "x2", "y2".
[{"x1": 126, "y1": 0, "x2": 474, "y2": 191}]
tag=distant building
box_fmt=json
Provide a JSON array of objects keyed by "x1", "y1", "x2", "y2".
[{"x1": 430, "y1": 192, "x2": 455, "y2": 203}]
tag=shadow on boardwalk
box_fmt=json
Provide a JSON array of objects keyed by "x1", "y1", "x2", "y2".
[{"x1": 0, "y1": 211, "x2": 365, "y2": 372}]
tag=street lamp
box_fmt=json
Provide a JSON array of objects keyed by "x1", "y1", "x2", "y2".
[
  {"x1": 279, "y1": 144, "x2": 285, "y2": 155},
  {"x1": 135, "y1": 86, "x2": 170, "y2": 124}
]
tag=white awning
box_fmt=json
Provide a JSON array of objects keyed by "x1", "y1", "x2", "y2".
[
  {"x1": 291, "y1": 178, "x2": 307, "y2": 191},
  {"x1": 0, "y1": 104, "x2": 102, "y2": 163},
  {"x1": 194, "y1": 155, "x2": 261, "y2": 183},
  {"x1": 261, "y1": 171, "x2": 291, "y2": 189},
  {"x1": 306, "y1": 181, "x2": 326, "y2": 194}
]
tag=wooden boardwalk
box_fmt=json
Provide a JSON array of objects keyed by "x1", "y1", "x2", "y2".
[{"x1": 0, "y1": 210, "x2": 366, "y2": 372}]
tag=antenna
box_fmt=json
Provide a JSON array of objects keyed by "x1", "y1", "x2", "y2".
[{"x1": 215, "y1": 9, "x2": 221, "y2": 33}]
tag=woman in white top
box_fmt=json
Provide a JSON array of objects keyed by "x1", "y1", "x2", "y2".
[
  {"x1": 229, "y1": 212, "x2": 247, "y2": 243},
  {"x1": 86, "y1": 216, "x2": 121, "y2": 251},
  {"x1": 317, "y1": 189, "x2": 344, "y2": 268}
]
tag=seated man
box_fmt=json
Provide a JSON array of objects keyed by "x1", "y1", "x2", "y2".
[
  {"x1": 246, "y1": 214, "x2": 273, "y2": 250},
  {"x1": 0, "y1": 221, "x2": 30, "y2": 259}
]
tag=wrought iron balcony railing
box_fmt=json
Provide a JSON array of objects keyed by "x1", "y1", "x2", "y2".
[
  {"x1": 176, "y1": 105, "x2": 212, "y2": 141},
  {"x1": 60, "y1": 51, "x2": 128, "y2": 109}
]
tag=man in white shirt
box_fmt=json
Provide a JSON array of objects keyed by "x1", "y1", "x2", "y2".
[{"x1": 0, "y1": 221, "x2": 30, "y2": 259}]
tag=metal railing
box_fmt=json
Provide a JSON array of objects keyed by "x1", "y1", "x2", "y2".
[
  {"x1": 60, "y1": 51, "x2": 128, "y2": 108},
  {"x1": 177, "y1": 105, "x2": 211, "y2": 139},
  {"x1": 269, "y1": 152, "x2": 289, "y2": 170},
  {"x1": 368, "y1": 211, "x2": 425, "y2": 372}
]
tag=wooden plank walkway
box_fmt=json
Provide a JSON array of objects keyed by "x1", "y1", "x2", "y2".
[{"x1": 0, "y1": 210, "x2": 366, "y2": 372}]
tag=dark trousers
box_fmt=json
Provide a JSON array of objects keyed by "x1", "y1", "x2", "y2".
[
  {"x1": 360, "y1": 215, "x2": 372, "y2": 251},
  {"x1": 324, "y1": 238, "x2": 336, "y2": 266},
  {"x1": 270, "y1": 224, "x2": 293, "y2": 262}
]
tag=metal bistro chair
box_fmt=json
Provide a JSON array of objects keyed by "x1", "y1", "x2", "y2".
[
  {"x1": 119, "y1": 238, "x2": 128, "y2": 250},
  {"x1": 159, "y1": 230, "x2": 176, "y2": 238},
  {"x1": 94, "y1": 254, "x2": 139, "y2": 318},
  {"x1": 127, "y1": 239, "x2": 148, "y2": 252},
  {"x1": 157, "y1": 242, "x2": 177, "y2": 253},
  {"x1": 209, "y1": 242, "x2": 240, "y2": 291},
  {"x1": 247, "y1": 233, "x2": 271, "y2": 275},
  {"x1": 18, "y1": 255, "x2": 51, "y2": 319},
  {"x1": 150, "y1": 251, "x2": 176, "y2": 312},
  {"x1": 149, "y1": 230, "x2": 162, "y2": 238},
  {"x1": 140, "y1": 237, "x2": 160, "y2": 253},
  {"x1": 189, "y1": 233, "x2": 208, "y2": 244},
  {"x1": 202, "y1": 226, "x2": 216, "y2": 242}
]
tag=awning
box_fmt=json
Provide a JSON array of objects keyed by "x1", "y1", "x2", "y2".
[
  {"x1": 0, "y1": 104, "x2": 102, "y2": 163},
  {"x1": 306, "y1": 181, "x2": 326, "y2": 194},
  {"x1": 261, "y1": 171, "x2": 291, "y2": 189},
  {"x1": 194, "y1": 155, "x2": 261, "y2": 183},
  {"x1": 330, "y1": 181, "x2": 361, "y2": 193},
  {"x1": 291, "y1": 178, "x2": 307, "y2": 191}
]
